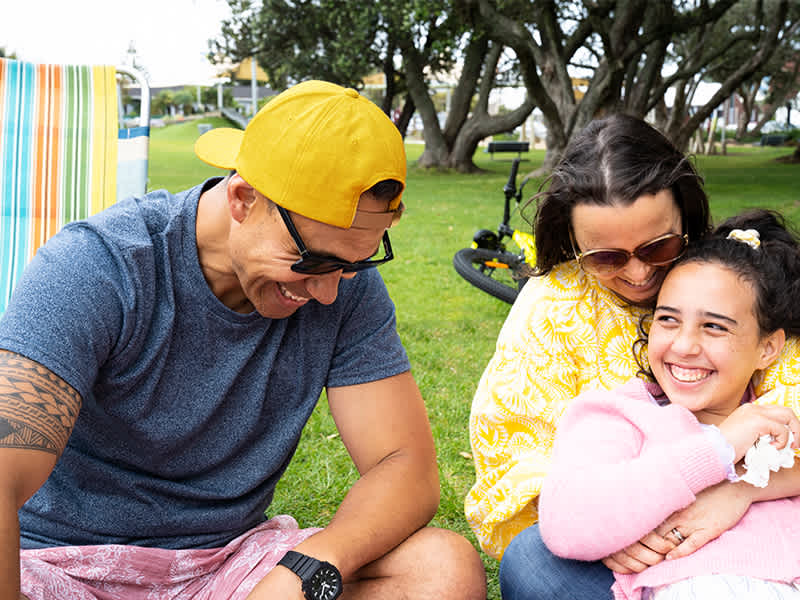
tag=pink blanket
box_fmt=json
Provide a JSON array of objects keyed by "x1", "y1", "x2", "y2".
[{"x1": 21, "y1": 515, "x2": 320, "y2": 600}]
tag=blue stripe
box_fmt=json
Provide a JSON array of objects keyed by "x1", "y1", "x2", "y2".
[
  {"x1": 1, "y1": 61, "x2": 26, "y2": 311},
  {"x1": 0, "y1": 61, "x2": 16, "y2": 312},
  {"x1": 118, "y1": 125, "x2": 150, "y2": 139},
  {"x1": 1, "y1": 61, "x2": 38, "y2": 313}
]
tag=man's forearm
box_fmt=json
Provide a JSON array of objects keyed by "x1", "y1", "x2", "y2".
[
  {"x1": 0, "y1": 498, "x2": 21, "y2": 600},
  {"x1": 290, "y1": 448, "x2": 439, "y2": 580}
]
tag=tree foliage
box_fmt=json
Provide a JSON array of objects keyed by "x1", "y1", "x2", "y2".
[
  {"x1": 210, "y1": 0, "x2": 800, "y2": 173},
  {"x1": 210, "y1": 0, "x2": 383, "y2": 90},
  {"x1": 469, "y1": 0, "x2": 799, "y2": 170}
]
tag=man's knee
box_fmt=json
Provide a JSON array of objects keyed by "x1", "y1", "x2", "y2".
[{"x1": 401, "y1": 527, "x2": 487, "y2": 599}]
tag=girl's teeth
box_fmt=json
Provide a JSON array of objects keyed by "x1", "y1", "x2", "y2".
[{"x1": 670, "y1": 364, "x2": 711, "y2": 382}]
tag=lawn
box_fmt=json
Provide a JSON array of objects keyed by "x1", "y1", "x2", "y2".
[{"x1": 148, "y1": 118, "x2": 799, "y2": 599}]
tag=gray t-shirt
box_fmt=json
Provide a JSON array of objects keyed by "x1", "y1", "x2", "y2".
[{"x1": 0, "y1": 179, "x2": 410, "y2": 549}]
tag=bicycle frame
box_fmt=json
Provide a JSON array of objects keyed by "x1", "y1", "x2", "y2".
[
  {"x1": 454, "y1": 158, "x2": 536, "y2": 304},
  {"x1": 473, "y1": 157, "x2": 535, "y2": 262}
]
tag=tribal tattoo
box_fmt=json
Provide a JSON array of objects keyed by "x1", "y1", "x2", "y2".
[{"x1": 0, "y1": 351, "x2": 81, "y2": 455}]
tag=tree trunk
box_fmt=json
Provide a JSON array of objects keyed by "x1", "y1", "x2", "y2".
[
  {"x1": 399, "y1": 31, "x2": 536, "y2": 171},
  {"x1": 669, "y1": 0, "x2": 790, "y2": 151},
  {"x1": 394, "y1": 95, "x2": 415, "y2": 139}
]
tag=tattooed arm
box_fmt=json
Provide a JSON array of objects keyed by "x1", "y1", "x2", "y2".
[{"x1": 0, "y1": 350, "x2": 81, "y2": 600}]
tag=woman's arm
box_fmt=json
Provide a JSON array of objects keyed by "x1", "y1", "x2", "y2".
[
  {"x1": 465, "y1": 265, "x2": 653, "y2": 559},
  {"x1": 465, "y1": 284, "x2": 582, "y2": 559}
]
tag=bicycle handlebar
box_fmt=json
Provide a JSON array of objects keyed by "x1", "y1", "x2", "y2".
[{"x1": 503, "y1": 158, "x2": 521, "y2": 198}]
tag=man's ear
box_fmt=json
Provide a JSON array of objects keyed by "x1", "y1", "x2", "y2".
[
  {"x1": 227, "y1": 174, "x2": 257, "y2": 224},
  {"x1": 757, "y1": 328, "x2": 786, "y2": 370}
]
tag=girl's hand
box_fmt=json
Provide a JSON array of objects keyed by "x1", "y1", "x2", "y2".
[
  {"x1": 717, "y1": 403, "x2": 800, "y2": 461},
  {"x1": 601, "y1": 532, "x2": 675, "y2": 573}
]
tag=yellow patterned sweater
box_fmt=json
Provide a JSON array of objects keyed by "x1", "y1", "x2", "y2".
[{"x1": 466, "y1": 260, "x2": 800, "y2": 560}]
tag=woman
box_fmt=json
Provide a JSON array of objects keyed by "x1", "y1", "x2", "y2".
[
  {"x1": 540, "y1": 210, "x2": 800, "y2": 599},
  {"x1": 464, "y1": 114, "x2": 800, "y2": 599}
]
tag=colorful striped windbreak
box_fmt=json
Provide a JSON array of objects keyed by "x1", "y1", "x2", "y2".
[{"x1": 0, "y1": 58, "x2": 144, "y2": 314}]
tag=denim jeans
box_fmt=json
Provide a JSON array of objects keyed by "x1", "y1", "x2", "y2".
[{"x1": 499, "y1": 523, "x2": 615, "y2": 600}]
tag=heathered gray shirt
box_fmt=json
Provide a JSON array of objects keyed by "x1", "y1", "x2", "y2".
[{"x1": 0, "y1": 179, "x2": 410, "y2": 549}]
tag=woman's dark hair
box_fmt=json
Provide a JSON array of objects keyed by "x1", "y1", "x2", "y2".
[
  {"x1": 634, "y1": 209, "x2": 800, "y2": 378},
  {"x1": 532, "y1": 113, "x2": 712, "y2": 275}
]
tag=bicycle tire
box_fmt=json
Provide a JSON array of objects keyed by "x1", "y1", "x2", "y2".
[{"x1": 453, "y1": 248, "x2": 522, "y2": 304}]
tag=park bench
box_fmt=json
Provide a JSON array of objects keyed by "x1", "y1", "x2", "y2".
[
  {"x1": 486, "y1": 140, "x2": 530, "y2": 159},
  {"x1": 760, "y1": 134, "x2": 789, "y2": 146}
]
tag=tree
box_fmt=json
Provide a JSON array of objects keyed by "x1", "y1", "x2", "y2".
[
  {"x1": 681, "y1": 0, "x2": 800, "y2": 140},
  {"x1": 201, "y1": 85, "x2": 234, "y2": 109},
  {"x1": 468, "y1": 0, "x2": 799, "y2": 172},
  {"x1": 210, "y1": 0, "x2": 538, "y2": 172},
  {"x1": 211, "y1": 0, "x2": 382, "y2": 89},
  {"x1": 173, "y1": 89, "x2": 197, "y2": 115},
  {"x1": 211, "y1": 0, "x2": 799, "y2": 173},
  {"x1": 152, "y1": 90, "x2": 176, "y2": 117}
]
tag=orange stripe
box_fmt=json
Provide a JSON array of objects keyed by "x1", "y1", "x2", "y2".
[
  {"x1": 43, "y1": 65, "x2": 63, "y2": 239},
  {"x1": 31, "y1": 64, "x2": 47, "y2": 256}
]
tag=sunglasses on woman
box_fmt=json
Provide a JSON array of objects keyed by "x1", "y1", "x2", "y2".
[
  {"x1": 277, "y1": 205, "x2": 394, "y2": 274},
  {"x1": 570, "y1": 231, "x2": 688, "y2": 276}
]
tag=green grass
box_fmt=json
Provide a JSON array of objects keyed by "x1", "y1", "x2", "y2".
[{"x1": 146, "y1": 125, "x2": 798, "y2": 600}]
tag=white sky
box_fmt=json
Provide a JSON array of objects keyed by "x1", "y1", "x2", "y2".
[{"x1": 1, "y1": 0, "x2": 232, "y2": 87}]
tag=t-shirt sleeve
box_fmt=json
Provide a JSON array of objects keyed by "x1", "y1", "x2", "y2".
[
  {"x1": 324, "y1": 269, "x2": 410, "y2": 389},
  {"x1": 0, "y1": 224, "x2": 136, "y2": 401}
]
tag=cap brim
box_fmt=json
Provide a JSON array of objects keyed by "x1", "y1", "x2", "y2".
[{"x1": 194, "y1": 128, "x2": 245, "y2": 169}]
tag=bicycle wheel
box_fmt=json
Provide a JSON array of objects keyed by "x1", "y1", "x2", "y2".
[{"x1": 453, "y1": 248, "x2": 522, "y2": 304}]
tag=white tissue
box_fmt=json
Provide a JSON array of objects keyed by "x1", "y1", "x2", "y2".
[{"x1": 739, "y1": 431, "x2": 796, "y2": 488}]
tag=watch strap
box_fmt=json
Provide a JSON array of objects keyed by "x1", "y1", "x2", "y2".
[
  {"x1": 278, "y1": 550, "x2": 322, "y2": 581},
  {"x1": 278, "y1": 550, "x2": 343, "y2": 600}
]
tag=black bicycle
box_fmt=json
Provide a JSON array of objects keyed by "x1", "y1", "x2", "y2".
[{"x1": 453, "y1": 158, "x2": 536, "y2": 304}]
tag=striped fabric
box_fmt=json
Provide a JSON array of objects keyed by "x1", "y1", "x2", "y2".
[{"x1": 0, "y1": 58, "x2": 147, "y2": 314}]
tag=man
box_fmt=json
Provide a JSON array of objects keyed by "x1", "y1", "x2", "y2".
[{"x1": 0, "y1": 81, "x2": 486, "y2": 600}]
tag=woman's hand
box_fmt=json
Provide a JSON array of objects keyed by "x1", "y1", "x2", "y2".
[
  {"x1": 655, "y1": 480, "x2": 753, "y2": 560},
  {"x1": 717, "y1": 403, "x2": 800, "y2": 462}
]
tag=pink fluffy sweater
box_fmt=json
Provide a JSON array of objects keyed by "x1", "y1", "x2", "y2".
[{"x1": 539, "y1": 378, "x2": 800, "y2": 600}]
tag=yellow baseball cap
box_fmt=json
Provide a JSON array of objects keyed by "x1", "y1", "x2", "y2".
[{"x1": 195, "y1": 80, "x2": 406, "y2": 229}]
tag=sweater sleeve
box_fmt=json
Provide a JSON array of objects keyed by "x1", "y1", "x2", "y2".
[
  {"x1": 538, "y1": 384, "x2": 728, "y2": 561},
  {"x1": 465, "y1": 271, "x2": 584, "y2": 559}
]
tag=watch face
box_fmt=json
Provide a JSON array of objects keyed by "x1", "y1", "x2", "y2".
[{"x1": 307, "y1": 565, "x2": 342, "y2": 600}]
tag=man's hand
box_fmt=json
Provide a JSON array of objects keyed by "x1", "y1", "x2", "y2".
[
  {"x1": 602, "y1": 531, "x2": 675, "y2": 574},
  {"x1": 655, "y1": 480, "x2": 752, "y2": 560},
  {"x1": 245, "y1": 563, "x2": 305, "y2": 600}
]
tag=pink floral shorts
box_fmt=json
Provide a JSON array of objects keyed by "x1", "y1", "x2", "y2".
[{"x1": 21, "y1": 515, "x2": 320, "y2": 600}]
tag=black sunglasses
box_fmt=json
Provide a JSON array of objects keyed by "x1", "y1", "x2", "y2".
[{"x1": 277, "y1": 205, "x2": 394, "y2": 274}]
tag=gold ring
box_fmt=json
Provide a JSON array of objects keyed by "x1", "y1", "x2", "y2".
[{"x1": 671, "y1": 527, "x2": 685, "y2": 543}]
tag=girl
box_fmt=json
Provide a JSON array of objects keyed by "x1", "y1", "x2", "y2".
[{"x1": 538, "y1": 209, "x2": 800, "y2": 599}]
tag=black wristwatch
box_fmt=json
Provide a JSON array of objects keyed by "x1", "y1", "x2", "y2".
[{"x1": 277, "y1": 550, "x2": 343, "y2": 600}]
